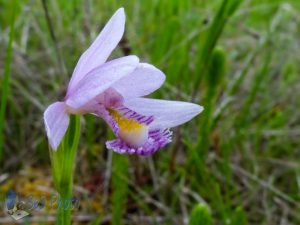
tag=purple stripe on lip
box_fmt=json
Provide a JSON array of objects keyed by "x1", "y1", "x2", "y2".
[{"x1": 114, "y1": 106, "x2": 154, "y2": 126}]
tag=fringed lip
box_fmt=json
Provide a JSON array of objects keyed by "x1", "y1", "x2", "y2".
[
  {"x1": 106, "y1": 128, "x2": 172, "y2": 156},
  {"x1": 93, "y1": 105, "x2": 172, "y2": 156}
]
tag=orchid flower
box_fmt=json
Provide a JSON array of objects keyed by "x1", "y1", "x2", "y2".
[{"x1": 44, "y1": 8, "x2": 203, "y2": 156}]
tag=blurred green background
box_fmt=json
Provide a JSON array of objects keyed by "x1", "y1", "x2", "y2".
[{"x1": 0, "y1": 0, "x2": 300, "y2": 224}]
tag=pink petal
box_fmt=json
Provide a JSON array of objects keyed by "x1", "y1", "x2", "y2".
[
  {"x1": 68, "y1": 8, "x2": 126, "y2": 93},
  {"x1": 123, "y1": 98, "x2": 203, "y2": 129},
  {"x1": 44, "y1": 102, "x2": 69, "y2": 151},
  {"x1": 66, "y1": 56, "x2": 139, "y2": 109},
  {"x1": 112, "y1": 63, "x2": 165, "y2": 98}
]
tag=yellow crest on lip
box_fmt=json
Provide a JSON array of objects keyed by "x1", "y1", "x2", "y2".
[
  {"x1": 109, "y1": 109, "x2": 143, "y2": 131},
  {"x1": 109, "y1": 109, "x2": 149, "y2": 147}
]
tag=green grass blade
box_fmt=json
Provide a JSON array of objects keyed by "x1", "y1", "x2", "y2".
[
  {"x1": 193, "y1": 0, "x2": 243, "y2": 93},
  {"x1": 197, "y1": 47, "x2": 226, "y2": 162},
  {"x1": 0, "y1": 0, "x2": 17, "y2": 163}
]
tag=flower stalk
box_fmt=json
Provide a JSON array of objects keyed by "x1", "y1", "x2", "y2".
[{"x1": 49, "y1": 115, "x2": 81, "y2": 225}]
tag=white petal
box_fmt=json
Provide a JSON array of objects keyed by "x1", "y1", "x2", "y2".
[
  {"x1": 66, "y1": 56, "x2": 139, "y2": 109},
  {"x1": 124, "y1": 98, "x2": 203, "y2": 129},
  {"x1": 68, "y1": 8, "x2": 125, "y2": 93},
  {"x1": 112, "y1": 63, "x2": 165, "y2": 98},
  {"x1": 44, "y1": 102, "x2": 69, "y2": 150}
]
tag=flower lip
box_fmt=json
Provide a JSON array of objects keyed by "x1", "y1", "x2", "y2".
[
  {"x1": 106, "y1": 128, "x2": 172, "y2": 156},
  {"x1": 109, "y1": 108, "x2": 149, "y2": 148},
  {"x1": 119, "y1": 124, "x2": 149, "y2": 148}
]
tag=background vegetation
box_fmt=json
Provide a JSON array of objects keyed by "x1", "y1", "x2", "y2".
[{"x1": 0, "y1": 0, "x2": 300, "y2": 224}]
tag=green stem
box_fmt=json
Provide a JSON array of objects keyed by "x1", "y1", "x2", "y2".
[
  {"x1": 50, "y1": 115, "x2": 81, "y2": 225},
  {"x1": 57, "y1": 179, "x2": 72, "y2": 225}
]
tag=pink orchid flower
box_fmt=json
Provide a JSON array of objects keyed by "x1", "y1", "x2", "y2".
[{"x1": 44, "y1": 8, "x2": 203, "y2": 156}]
